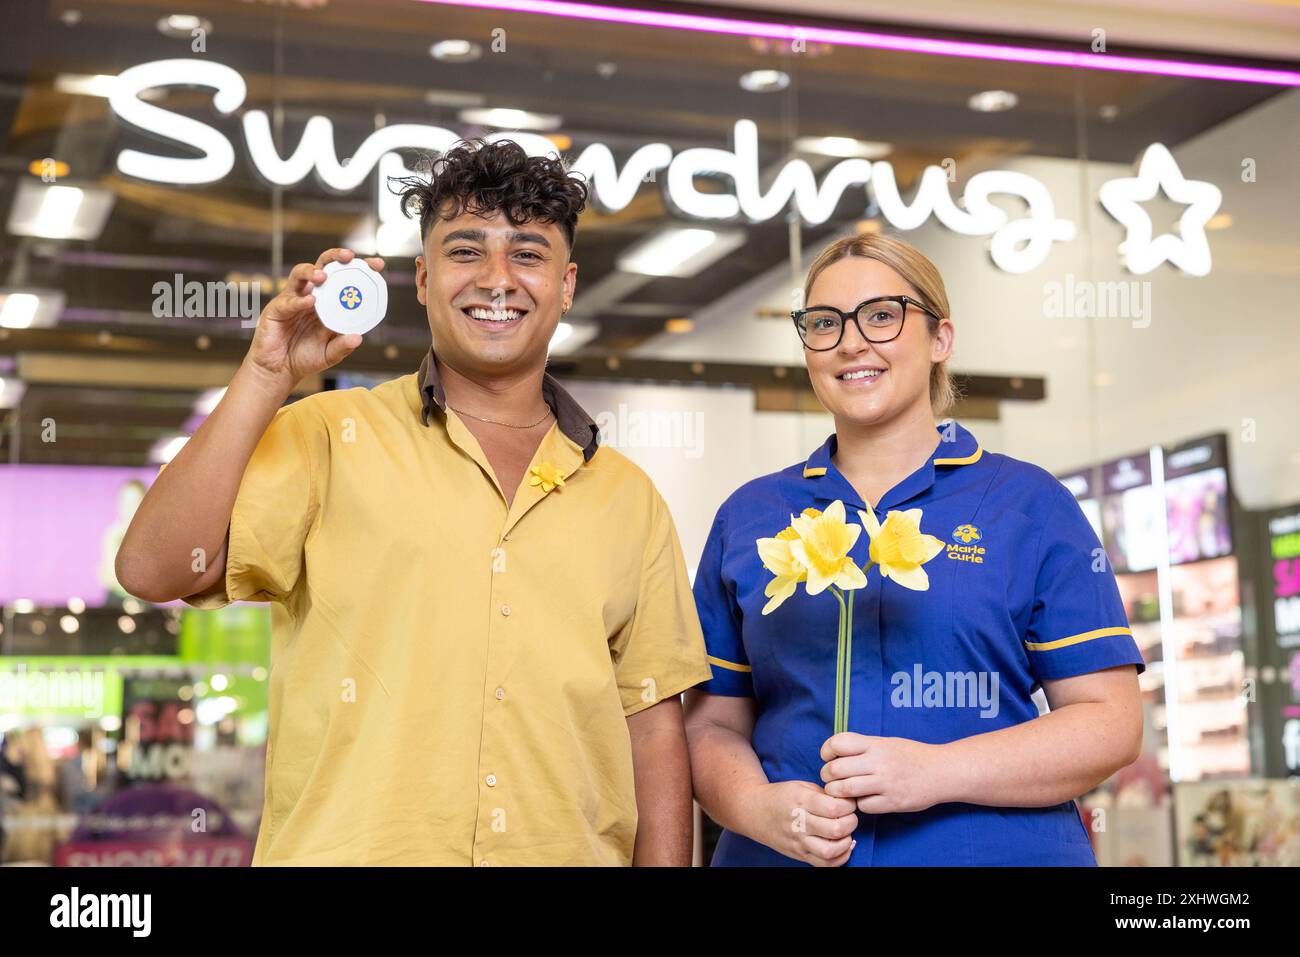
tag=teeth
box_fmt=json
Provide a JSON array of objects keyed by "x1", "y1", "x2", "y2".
[
  {"x1": 469, "y1": 307, "x2": 524, "y2": 322},
  {"x1": 841, "y1": 369, "x2": 883, "y2": 380}
]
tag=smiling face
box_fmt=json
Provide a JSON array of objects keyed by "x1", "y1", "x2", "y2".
[
  {"x1": 415, "y1": 204, "x2": 577, "y2": 378},
  {"x1": 803, "y1": 256, "x2": 953, "y2": 429}
]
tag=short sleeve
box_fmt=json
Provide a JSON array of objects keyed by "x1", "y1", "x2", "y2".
[
  {"x1": 610, "y1": 493, "x2": 713, "y2": 716},
  {"x1": 692, "y1": 506, "x2": 754, "y2": 696},
  {"x1": 182, "y1": 403, "x2": 317, "y2": 609},
  {"x1": 1024, "y1": 484, "x2": 1146, "y2": 680}
]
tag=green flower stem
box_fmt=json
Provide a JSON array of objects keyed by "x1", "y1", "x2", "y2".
[
  {"x1": 831, "y1": 587, "x2": 847, "y2": 735},
  {"x1": 837, "y1": 564, "x2": 873, "y2": 736},
  {"x1": 842, "y1": 589, "x2": 854, "y2": 735}
]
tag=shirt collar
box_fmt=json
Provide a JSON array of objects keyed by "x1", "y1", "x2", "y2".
[
  {"x1": 417, "y1": 348, "x2": 600, "y2": 462},
  {"x1": 802, "y1": 421, "x2": 983, "y2": 510}
]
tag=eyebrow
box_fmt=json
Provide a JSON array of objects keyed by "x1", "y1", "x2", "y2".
[{"x1": 441, "y1": 228, "x2": 552, "y2": 249}]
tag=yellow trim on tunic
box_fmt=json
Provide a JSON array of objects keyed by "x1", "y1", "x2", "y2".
[
  {"x1": 934, "y1": 445, "x2": 984, "y2": 467},
  {"x1": 1025, "y1": 626, "x2": 1133, "y2": 652},
  {"x1": 802, "y1": 466, "x2": 827, "y2": 478},
  {"x1": 708, "y1": 655, "x2": 753, "y2": 673}
]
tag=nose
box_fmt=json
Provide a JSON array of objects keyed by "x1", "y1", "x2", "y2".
[
  {"x1": 837, "y1": 314, "x2": 872, "y2": 357},
  {"x1": 475, "y1": 248, "x2": 517, "y2": 299}
]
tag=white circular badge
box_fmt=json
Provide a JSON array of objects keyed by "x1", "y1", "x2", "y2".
[{"x1": 312, "y1": 259, "x2": 388, "y2": 335}]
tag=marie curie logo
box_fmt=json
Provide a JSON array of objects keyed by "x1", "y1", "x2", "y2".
[
  {"x1": 947, "y1": 524, "x2": 986, "y2": 564},
  {"x1": 339, "y1": 285, "x2": 362, "y2": 310}
]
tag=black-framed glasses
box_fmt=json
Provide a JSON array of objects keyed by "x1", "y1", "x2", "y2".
[{"x1": 791, "y1": 295, "x2": 941, "y2": 351}]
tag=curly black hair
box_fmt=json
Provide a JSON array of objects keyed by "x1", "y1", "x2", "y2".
[{"x1": 390, "y1": 138, "x2": 589, "y2": 251}]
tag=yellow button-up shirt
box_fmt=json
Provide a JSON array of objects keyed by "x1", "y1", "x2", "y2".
[{"x1": 188, "y1": 353, "x2": 711, "y2": 865}]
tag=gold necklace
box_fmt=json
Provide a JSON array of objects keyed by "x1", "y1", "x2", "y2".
[{"x1": 448, "y1": 404, "x2": 552, "y2": 429}]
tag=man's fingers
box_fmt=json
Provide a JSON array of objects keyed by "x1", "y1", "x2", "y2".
[
  {"x1": 322, "y1": 333, "x2": 363, "y2": 368},
  {"x1": 265, "y1": 293, "x2": 317, "y2": 324},
  {"x1": 315, "y1": 247, "x2": 355, "y2": 269},
  {"x1": 286, "y1": 262, "x2": 327, "y2": 297},
  {"x1": 364, "y1": 256, "x2": 385, "y2": 273}
]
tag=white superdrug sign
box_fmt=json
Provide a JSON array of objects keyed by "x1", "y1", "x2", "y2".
[{"x1": 107, "y1": 59, "x2": 1221, "y2": 276}]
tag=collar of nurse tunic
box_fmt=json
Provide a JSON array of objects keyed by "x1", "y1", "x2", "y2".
[
  {"x1": 800, "y1": 420, "x2": 984, "y2": 515},
  {"x1": 417, "y1": 347, "x2": 600, "y2": 537}
]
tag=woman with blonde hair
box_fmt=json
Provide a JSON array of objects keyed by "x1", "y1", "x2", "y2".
[{"x1": 685, "y1": 233, "x2": 1144, "y2": 866}]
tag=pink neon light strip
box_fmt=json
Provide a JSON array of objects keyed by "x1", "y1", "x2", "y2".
[{"x1": 418, "y1": 0, "x2": 1300, "y2": 86}]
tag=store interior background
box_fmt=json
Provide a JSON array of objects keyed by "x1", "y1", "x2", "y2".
[{"x1": 1, "y1": 0, "x2": 1298, "y2": 866}]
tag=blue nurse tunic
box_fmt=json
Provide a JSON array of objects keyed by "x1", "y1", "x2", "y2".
[{"x1": 693, "y1": 422, "x2": 1145, "y2": 866}]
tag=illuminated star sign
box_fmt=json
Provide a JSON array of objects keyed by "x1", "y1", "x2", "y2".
[{"x1": 1098, "y1": 143, "x2": 1222, "y2": 277}]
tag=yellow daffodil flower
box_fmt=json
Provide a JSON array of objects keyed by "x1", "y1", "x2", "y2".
[
  {"x1": 789, "y1": 500, "x2": 868, "y2": 596},
  {"x1": 528, "y1": 462, "x2": 566, "y2": 493},
  {"x1": 857, "y1": 507, "x2": 945, "y2": 591},
  {"x1": 756, "y1": 509, "x2": 827, "y2": 615}
]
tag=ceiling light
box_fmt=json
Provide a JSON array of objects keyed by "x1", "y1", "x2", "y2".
[
  {"x1": 54, "y1": 73, "x2": 117, "y2": 97},
  {"x1": 0, "y1": 294, "x2": 39, "y2": 329},
  {"x1": 968, "y1": 89, "x2": 1018, "y2": 112},
  {"x1": 794, "y1": 136, "x2": 892, "y2": 159},
  {"x1": 665, "y1": 318, "x2": 694, "y2": 334},
  {"x1": 0, "y1": 375, "x2": 25, "y2": 408},
  {"x1": 28, "y1": 158, "x2": 70, "y2": 179},
  {"x1": 7, "y1": 179, "x2": 114, "y2": 240},
  {"x1": 617, "y1": 227, "x2": 747, "y2": 278},
  {"x1": 459, "y1": 107, "x2": 563, "y2": 131},
  {"x1": 424, "y1": 89, "x2": 487, "y2": 109},
  {"x1": 430, "y1": 39, "x2": 482, "y2": 62},
  {"x1": 157, "y1": 14, "x2": 211, "y2": 37},
  {"x1": 739, "y1": 69, "x2": 789, "y2": 92},
  {"x1": 0, "y1": 290, "x2": 64, "y2": 329}
]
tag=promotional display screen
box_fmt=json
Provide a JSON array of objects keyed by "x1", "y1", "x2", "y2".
[
  {"x1": 1263, "y1": 505, "x2": 1300, "y2": 776},
  {"x1": 1269, "y1": 508, "x2": 1300, "y2": 650},
  {"x1": 1059, "y1": 433, "x2": 1247, "y2": 784}
]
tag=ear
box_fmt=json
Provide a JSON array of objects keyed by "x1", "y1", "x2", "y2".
[
  {"x1": 415, "y1": 255, "x2": 428, "y2": 307},
  {"x1": 562, "y1": 259, "x2": 577, "y2": 308},
  {"x1": 930, "y1": 317, "x2": 954, "y2": 363}
]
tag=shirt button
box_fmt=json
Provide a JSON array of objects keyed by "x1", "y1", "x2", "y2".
[
  {"x1": 500, "y1": 604, "x2": 511, "y2": 617},
  {"x1": 478, "y1": 859, "x2": 491, "y2": 867},
  {"x1": 494, "y1": 687, "x2": 505, "y2": 700},
  {"x1": 485, "y1": 774, "x2": 497, "y2": 787}
]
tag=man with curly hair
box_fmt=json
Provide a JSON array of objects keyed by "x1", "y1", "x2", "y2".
[{"x1": 114, "y1": 139, "x2": 712, "y2": 866}]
